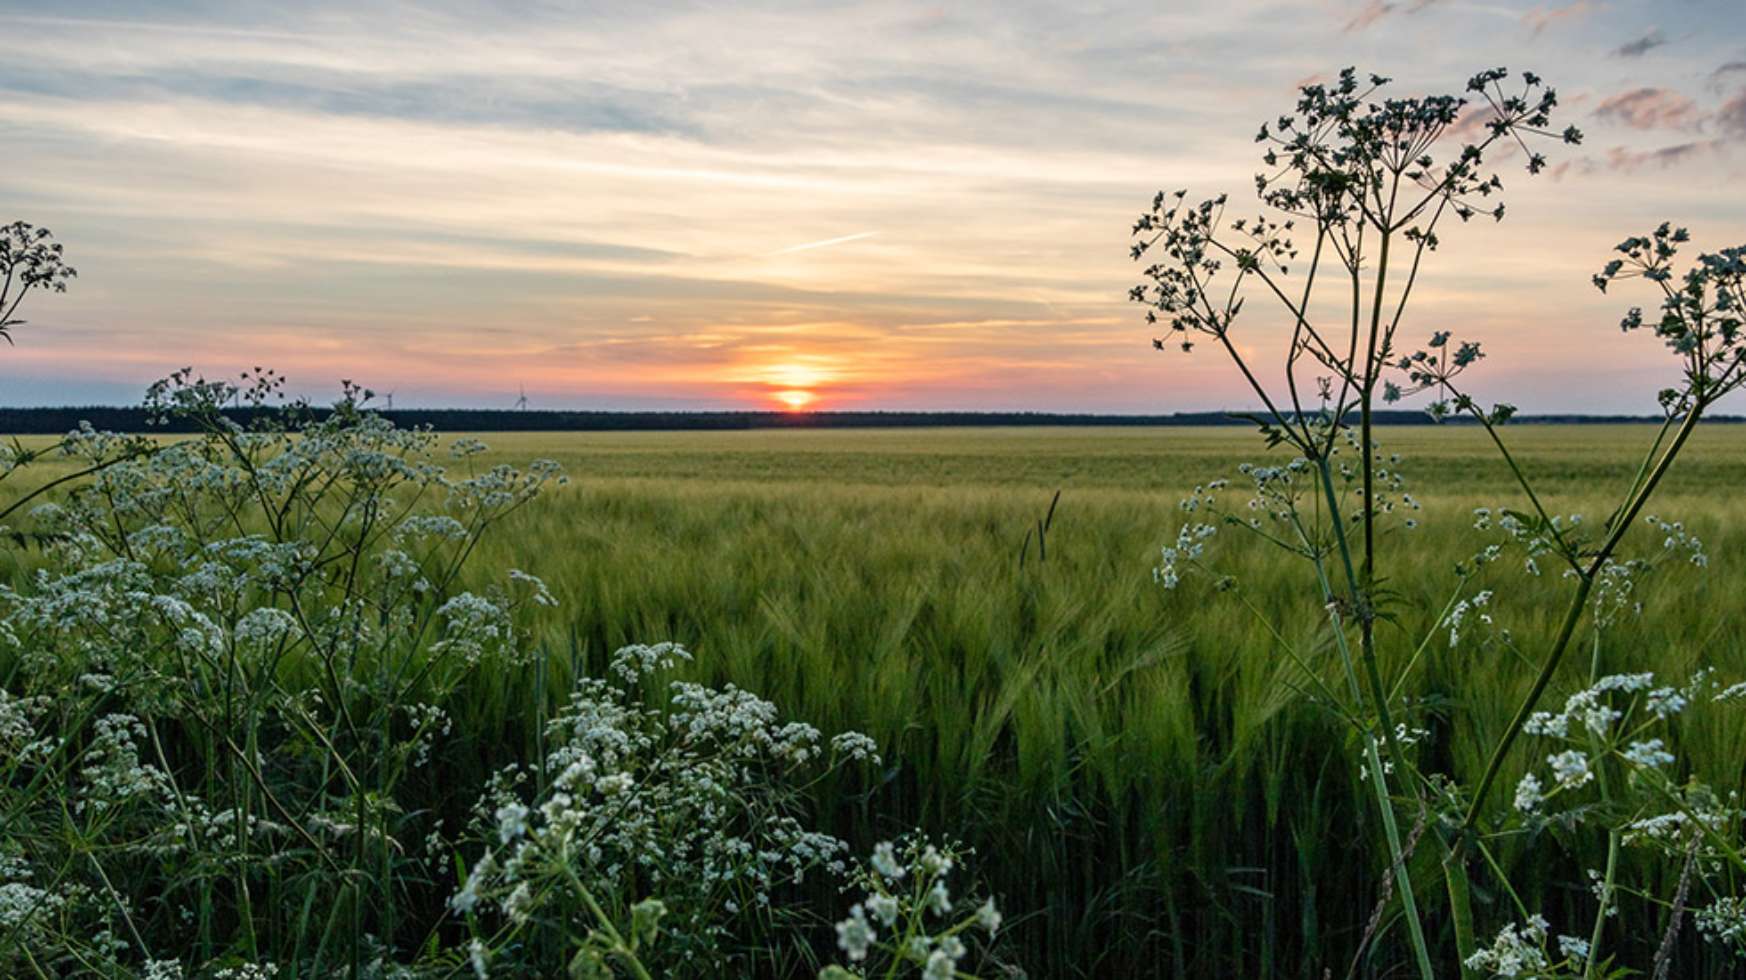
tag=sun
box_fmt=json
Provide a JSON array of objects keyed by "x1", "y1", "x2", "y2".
[
  {"x1": 767, "y1": 363, "x2": 829, "y2": 389},
  {"x1": 773, "y1": 389, "x2": 816, "y2": 410}
]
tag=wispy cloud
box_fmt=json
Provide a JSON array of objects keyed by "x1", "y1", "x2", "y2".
[
  {"x1": 1343, "y1": 1, "x2": 1396, "y2": 33},
  {"x1": 768, "y1": 232, "x2": 880, "y2": 256},
  {"x1": 1611, "y1": 29, "x2": 1667, "y2": 58},
  {"x1": 1342, "y1": 0, "x2": 1444, "y2": 34},
  {"x1": 1523, "y1": 1, "x2": 1598, "y2": 36},
  {"x1": 1594, "y1": 87, "x2": 1699, "y2": 129},
  {"x1": 1600, "y1": 142, "x2": 1717, "y2": 172},
  {"x1": 1718, "y1": 90, "x2": 1746, "y2": 138}
]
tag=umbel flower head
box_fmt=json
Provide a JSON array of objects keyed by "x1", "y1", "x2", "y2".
[
  {"x1": 1591, "y1": 223, "x2": 1746, "y2": 411},
  {"x1": 1130, "y1": 67, "x2": 1578, "y2": 361},
  {"x1": 0, "y1": 220, "x2": 76, "y2": 344}
]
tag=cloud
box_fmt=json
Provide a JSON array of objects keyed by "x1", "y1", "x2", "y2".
[
  {"x1": 1718, "y1": 90, "x2": 1746, "y2": 139},
  {"x1": 1599, "y1": 142, "x2": 1716, "y2": 172},
  {"x1": 1572, "y1": 81, "x2": 1746, "y2": 174},
  {"x1": 1716, "y1": 61, "x2": 1746, "y2": 80},
  {"x1": 1557, "y1": 138, "x2": 1718, "y2": 174},
  {"x1": 1341, "y1": 0, "x2": 1442, "y2": 33},
  {"x1": 1343, "y1": 1, "x2": 1395, "y2": 32},
  {"x1": 1523, "y1": 0, "x2": 1598, "y2": 36},
  {"x1": 768, "y1": 232, "x2": 880, "y2": 256},
  {"x1": 1611, "y1": 29, "x2": 1666, "y2": 58},
  {"x1": 1594, "y1": 87, "x2": 1699, "y2": 130}
]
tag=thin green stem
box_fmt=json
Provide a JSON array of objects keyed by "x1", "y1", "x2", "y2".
[
  {"x1": 560, "y1": 858, "x2": 655, "y2": 980},
  {"x1": 1459, "y1": 401, "x2": 1578, "y2": 569},
  {"x1": 1461, "y1": 406, "x2": 1705, "y2": 832},
  {"x1": 1302, "y1": 492, "x2": 1433, "y2": 980}
]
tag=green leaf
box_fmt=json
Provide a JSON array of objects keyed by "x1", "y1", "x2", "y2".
[{"x1": 629, "y1": 898, "x2": 667, "y2": 948}]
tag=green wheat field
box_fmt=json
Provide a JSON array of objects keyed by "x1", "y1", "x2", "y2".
[{"x1": 5, "y1": 422, "x2": 1744, "y2": 976}]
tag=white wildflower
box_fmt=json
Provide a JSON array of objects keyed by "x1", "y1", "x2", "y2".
[
  {"x1": 1557, "y1": 934, "x2": 1590, "y2": 963},
  {"x1": 866, "y1": 892, "x2": 899, "y2": 926},
  {"x1": 1697, "y1": 896, "x2": 1746, "y2": 951},
  {"x1": 871, "y1": 841, "x2": 904, "y2": 881},
  {"x1": 977, "y1": 898, "x2": 1002, "y2": 936},
  {"x1": 1647, "y1": 687, "x2": 1688, "y2": 718},
  {"x1": 830, "y1": 731, "x2": 882, "y2": 765},
  {"x1": 495, "y1": 802, "x2": 529, "y2": 845},
  {"x1": 927, "y1": 879, "x2": 952, "y2": 916},
  {"x1": 835, "y1": 904, "x2": 876, "y2": 962},
  {"x1": 1548, "y1": 750, "x2": 1592, "y2": 791},
  {"x1": 1514, "y1": 773, "x2": 1544, "y2": 814},
  {"x1": 1622, "y1": 739, "x2": 1675, "y2": 768},
  {"x1": 1464, "y1": 915, "x2": 1550, "y2": 977},
  {"x1": 143, "y1": 961, "x2": 185, "y2": 980}
]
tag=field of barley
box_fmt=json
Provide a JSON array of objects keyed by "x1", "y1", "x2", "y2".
[
  {"x1": 446, "y1": 423, "x2": 1746, "y2": 976},
  {"x1": 4, "y1": 421, "x2": 1744, "y2": 976}
]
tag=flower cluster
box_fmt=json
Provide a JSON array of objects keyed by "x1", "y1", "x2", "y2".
[
  {"x1": 1592, "y1": 223, "x2": 1746, "y2": 411},
  {"x1": 821, "y1": 836, "x2": 1005, "y2": 979},
  {"x1": 0, "y1": 220, "x2": 77, "y2": 344},
  {"x1": 0, "y1": 376, "x2": 570, "y2": 976},
  {"x1": 1155, "y1": 522, "x2": 1217, "y2": 590},
  {"x1": 1697, "y1": 896, "x2": 1746, "y2": 958},
  {"x1": 1443, "y1": 590, "x2": 1494, "y2": 647},
  {"x1": 450, "y1": 643, "x2": 884, "y2": 974}
]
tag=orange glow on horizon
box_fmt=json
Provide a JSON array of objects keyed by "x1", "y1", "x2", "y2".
[
  {"x1": 764, "y1": 362, "x2": 833, "y2": 389},
  {"x1": 773, "y1": 389, "x2": 816, "y2": 410}
]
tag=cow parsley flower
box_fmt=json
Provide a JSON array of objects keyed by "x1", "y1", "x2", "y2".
[
  {"x1": 1647, "y1": 686, "x2": 1688, "y2": 718},
  {"x1": 495, "y1": 802, "x2": 530, "y2": 844},
  {"x1": 977, "y1": 897, "x2": 1002, "y2": 936},
  {"x1": 1622, "y1": 738, "x2": 1675, "y2": 768},
  {"x1": 866, "y1": 892, "x2": 899, "y2": 926},
  {"x1": 927, "y1": 879, "x2": 952, "y2": 916},
  {"x1": 836, "y1": 904, "x2": 876, "y2": 961},
  {"x1": 1548, "y1": 750, "x2": 1592, "y2": 790},
  {"x1": 1465, "y1": 915, "x2": 1550, "y2": 976},
  {"x1": 871, "y1": 841, "x2": 904, "y2": 881},
  {"x1": 831, "y1": 731, "x2": 882, "y2": 764},
  {"x1": 234, "y1": 607, "x2": 299, "y2": 648},
  {"x1": 1514, "y1": 773, "x2": 1545, "y2": 814},
  {"x1": 1557, "y1": 934, "x2": 1590, "y2": 963},
  {"x1": 1697, "y1": 896, "x2": 1746, "y2": 953}
]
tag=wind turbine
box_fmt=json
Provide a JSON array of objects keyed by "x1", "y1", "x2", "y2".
[
  {"x1": 514, "y1": 385, "x2": 530, "y2": 411},
  {"x1": 383, "y1": 391, "x2": 395, "y2": 410}
]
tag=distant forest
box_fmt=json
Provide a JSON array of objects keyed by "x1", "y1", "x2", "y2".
[{"x1": 2, "y1": 406, "x2": 1741, "y2": 434}]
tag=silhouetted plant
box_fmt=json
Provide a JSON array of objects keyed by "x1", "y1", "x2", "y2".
[
  {"x1": 0, "y1": 221, "x2": 76, "y2": 346},
  {"x1": 1133, "y1": 67, "x2": 1746, "y2": 977}
]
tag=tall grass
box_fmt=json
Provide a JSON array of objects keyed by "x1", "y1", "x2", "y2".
[
  {"x1": 448, "y1": 425, "x2": 1746, "y2": 976},
  {"x1": 2, "y1": 423, "x2": 1740, "y2": 976}
]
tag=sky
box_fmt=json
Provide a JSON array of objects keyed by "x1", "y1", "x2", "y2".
[{"x1": 2, "y1": 0, "x2": 1744, "y2": 413}]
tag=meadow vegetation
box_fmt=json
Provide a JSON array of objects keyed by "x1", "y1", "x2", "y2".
[
  {"x1": 5, "y1": 64, "x2": 1746, "y2": 979},
  {"x1": 1124, "y1": 64, "x2": 1746, "y2": 980},
  {"x1": 374, "y1": 425, "x2": 1746, "y2": 977},
  {"x1": 2, "y1": 423, "x2": 1742, "y2": 976}
]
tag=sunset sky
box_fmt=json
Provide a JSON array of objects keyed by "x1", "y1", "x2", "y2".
[{"x1": 3, "y1": 1, "x2": 1745, "y2": 413}]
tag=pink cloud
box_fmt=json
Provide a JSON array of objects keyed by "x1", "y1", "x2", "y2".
[
  {"x1": 1594, "y1": 87, "x2": 1700, "y2": 130},
  {"x1": 1523, "y1": 0, "x2": 1599, "y2": 36}
]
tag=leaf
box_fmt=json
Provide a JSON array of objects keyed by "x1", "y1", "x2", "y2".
[{"x1": 630, "y1": 898, "x2": 667, "y2": 948}]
